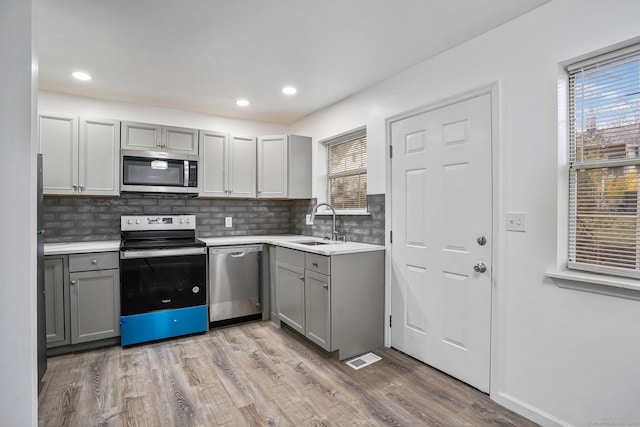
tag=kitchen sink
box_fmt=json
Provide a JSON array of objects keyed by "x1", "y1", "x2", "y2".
[{"x1": 296, "y1": 240, "x2": 331, "y2": 246}]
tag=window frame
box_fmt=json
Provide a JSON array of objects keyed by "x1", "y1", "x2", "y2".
[
  {"x1": 321, "y1": 126, "x2": 368, "y2": 214},
  {"x1": 566, "y1": 44, "x2": 640, "y2": 280}
]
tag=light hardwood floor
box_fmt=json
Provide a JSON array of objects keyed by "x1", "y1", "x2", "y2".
[{"x1": 39, "y1": 321, "x2": 538, "y2": 426}]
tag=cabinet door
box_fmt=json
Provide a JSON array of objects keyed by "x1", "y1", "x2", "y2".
[
  {"x1": 305, "y1": 270, "x2": 331, "y2": 351},
  {"x1": 121, "y1": 121, "x2": 161, "y2": 150},
  {"x1": 39, "y1": 113, "x2": 78, "y2": 195},
  {"x1": 257, "y1": 135, "x2": 288, "y2": 198},
  {"x1": 288, "y1": 135, "x2": 312, "y2": 198},
  {"x1": 45, "y1": 257, "x2": 69, "y2": 347},
  {"x1": 228, "y1": 134, "x2": 256, "y2": 198},
  {"x1": 78, "y1": 118, "x2": 120, "y2": 196},
  {"x1": 69, "y1": 269, "x2": 120, "y2": 344},
  {"x1": 199, "y1": 130, "x2": 228, "y2": 197},
  {"x1": 163, "y1": 126, "x2": 199, "y2": 155},
  {"x1": 275, "y1": 260, "x2": 306, "y2": 334}
]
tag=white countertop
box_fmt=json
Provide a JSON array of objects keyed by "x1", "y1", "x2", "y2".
[
  {"x1": 44, "y1": 235, "x2": 384, "y2": 256},
  {"x1": 44, "y1": 240, "x2": 121, "y2": 255},
  {"x1": 202, "y1": 235, "x2": 385, "y2": 256}
]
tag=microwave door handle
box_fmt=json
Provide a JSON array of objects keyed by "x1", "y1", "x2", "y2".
[{"x1": 184, "y1": 160, "x2": 189, "y2": 187}]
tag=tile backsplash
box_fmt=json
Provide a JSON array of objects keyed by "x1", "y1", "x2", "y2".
[{"x1": 43, "y1": 193, "x2": 385, "y2": 245}]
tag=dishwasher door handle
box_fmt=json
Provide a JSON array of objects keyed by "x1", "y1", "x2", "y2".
[{"x1": 230, "y1": 252, "x2": 246, "y2": 257}]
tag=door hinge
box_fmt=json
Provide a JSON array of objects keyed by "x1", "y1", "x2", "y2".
[
  {"x1": 389, "y1": 315, "x2": 392, "y2": 328},
  {"x1": 389, "y1": 145, "x2": 393, "y2": 158},
  {"x1": 389, "y1": 230, "x2": 393, "y2": 243}
]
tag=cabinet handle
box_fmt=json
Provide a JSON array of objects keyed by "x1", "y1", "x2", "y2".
[
  {"x1": 299, "y1": 276, "x2": 304, "y2": 281},
  {"x1": 79, "y1": 185, "x2": 85, "y2": 191},
  {"x1": 70, "y1": 280, "x2": 77, "y2": 285},
  {"x1": 72, "y1": 185, "x2": 78, "y2": 191},
  {"x1": 312, "y1": 261, "x2": 318, "y2": 267},
  {"x1": 91, "y1": 259, "x2": 98, "y2": 264},
  {"x1": 323, "y1": 283, "x2": 328, "y2": 289}
]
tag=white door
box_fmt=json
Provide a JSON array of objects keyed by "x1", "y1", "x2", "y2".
[{"x1": 390, "y1": 93, "x2": 493, "y2": 392}]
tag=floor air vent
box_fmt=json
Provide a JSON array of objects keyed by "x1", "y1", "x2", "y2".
[{"x1": 346, "y1": 352, "x2": 382, "y2": 370}]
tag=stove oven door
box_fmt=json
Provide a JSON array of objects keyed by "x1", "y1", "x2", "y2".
[{"x1": 120, "y1": 247, "x2": 207, "y2": 316}]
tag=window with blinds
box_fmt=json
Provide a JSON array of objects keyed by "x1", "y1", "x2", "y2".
[
  {"x1": 568, "y1": 45, "x2": 640, "y2": 278},
  {"x1": 325, "y1": 128, "x2": 367, "y2": 210}
]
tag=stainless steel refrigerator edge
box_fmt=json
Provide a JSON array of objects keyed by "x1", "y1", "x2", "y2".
[{"x1": 208, "y1": 245, "x2": 263, "y2": 322}]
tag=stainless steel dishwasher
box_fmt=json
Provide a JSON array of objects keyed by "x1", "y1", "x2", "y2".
[{"x1": 208, "y1": 245, "x2": 263, "y2": 322}]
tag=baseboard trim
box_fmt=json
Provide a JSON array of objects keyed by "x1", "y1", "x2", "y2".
[{"x1": 495, "y1": 392, "x2": 571, "y2": 427}]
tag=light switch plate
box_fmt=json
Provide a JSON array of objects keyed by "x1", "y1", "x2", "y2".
[
  {"x1": 225, "y1": 216, "x2": 232, "y2": 228},
  {"x1": 305, "y1": 214, "x2": 313, "y2": 225},
  {"x1": 506, "y1": 212, "x2": 526, "y2": 232}
]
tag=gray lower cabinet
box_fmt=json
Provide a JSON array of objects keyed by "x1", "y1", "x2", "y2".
[
  {"x1": 304, "y1": 270, "x2": 330, "y2": 350},
  {"x1": 275, "y1": 247, "x2": 384, "y2": 360},
  {"x1": 44, "y1": 257, "x2": 70, "y2": 347},
  {"x1": 68, "y1": 252, "x2": 120, "y2": 344},
  {"x1": 275, "y1": 257, "x2": 306, "y2": 334},
  {"x1": 44, "y1": 252, "x2": 120, "y2": 350}
]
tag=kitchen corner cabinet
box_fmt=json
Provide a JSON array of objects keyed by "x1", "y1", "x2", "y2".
[
  {"x1": 44, "y1": 257, "x2": 70, "y2": 347},
  {"x1": 39, "y1": 113, "x2": 120, "y2": 196},
  {"x1": 257, "y1": 135, "x2": 311, "y2": 199},
  {"x1": 121, "y1": 121, "x2": 198, "y2": 155},
  {"x1": 69, "y1": 252, "x2": 120, "y2": 344},
  {"x1": 199, "y1": 130, "x2": 256, "y2": 198},
  {"x1": 275, "y1": 247, "x2": 384, "y2": 360}
]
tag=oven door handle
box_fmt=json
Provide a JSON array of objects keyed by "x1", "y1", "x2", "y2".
[{"x1": 120, "y1": 247, "x2": 206, "y2": 259}]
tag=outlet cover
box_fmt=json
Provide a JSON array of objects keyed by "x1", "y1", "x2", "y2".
[
  {"x1": 225, "y1": 216, "x2": 232, "y2": 228},
  {"x1": 305, "y1": 214, "x2": 313, "y2": 225},
  {"x1": 506, "y1": 212, "x2": 526, "y2": 232}
]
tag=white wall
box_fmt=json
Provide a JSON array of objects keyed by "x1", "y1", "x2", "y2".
[
  {"x1": 39, "y1": 91, "x2": 289, "y2": 136},
  {"x1": 291, "y1": 1, "x2": 640, "y2": 425},
  {"x1": 0, "y1": 0, "x2": 38, "y2": 425}
]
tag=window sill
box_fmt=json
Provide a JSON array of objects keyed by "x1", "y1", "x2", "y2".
[
  {"x1": 313, "y1": 210, "x2": 370, "y2": 216},
  {"x1": 546, "y1": 270, "x2": 640, "y2": 301}
]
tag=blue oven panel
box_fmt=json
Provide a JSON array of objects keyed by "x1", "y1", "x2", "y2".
[{"x1": 120, "y1": 305, "x2": 208, "y2": 346}]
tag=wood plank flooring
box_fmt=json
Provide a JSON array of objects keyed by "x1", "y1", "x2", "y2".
[{"x1": 38, "y1": 321, "x2": 538, "y2": 426}]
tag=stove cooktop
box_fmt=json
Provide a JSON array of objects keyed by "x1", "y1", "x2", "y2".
[{"x1": 120, "y1": 238, "x2": 206, "y2": 251}]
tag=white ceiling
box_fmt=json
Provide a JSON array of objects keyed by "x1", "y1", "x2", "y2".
[{"x1": 37, "y1": 0, "x2": 549, "y2": 124}]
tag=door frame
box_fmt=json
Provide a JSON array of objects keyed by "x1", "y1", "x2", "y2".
[{"x1": 384, "y1": 82, "x2": 503, "y2": 397}]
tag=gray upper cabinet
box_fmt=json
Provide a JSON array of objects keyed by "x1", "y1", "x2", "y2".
[
  {"x1": 69, "y1": 252, "x2": 120, "y2": 344},
  {"x1": 198, "y1": 130, "x2": 228, "y2": 197},
  {"x1": 229, "y1": 134, "x2": 257, "y2": 198},
  {"x1": 122, "y1": 121, "x2": 198, "y2": 155},
  {"x1": 39, "y1": 113, "x2": 120, "y2": 196},
  {"x1": 199, "y1": 131, "x2": 256, "y2": 198},
  {"x1": 257, "y1": 135, "x2": 312, "y2": 199}
]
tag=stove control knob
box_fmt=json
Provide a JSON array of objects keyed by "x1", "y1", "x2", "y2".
[
  {"x1": 185, "y1": 218, "x2": 190, "y2": 224},
  {"x1": 135, "y1": 219, "x2": 141, "y2": 224},
  {"x1": 127, "y1": 219, "x2": 133, "y2": 224},
  {"x1": 179, "y1": 218, "x2": 184, "y2": 224}
]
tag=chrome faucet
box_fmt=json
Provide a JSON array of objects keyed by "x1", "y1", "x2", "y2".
[{"x1": 310, "y1": 203, "x2": 342, "y2": 241}]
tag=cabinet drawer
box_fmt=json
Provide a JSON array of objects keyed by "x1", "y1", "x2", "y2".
[
  {"x1": 305, "y1": 253, "x2": 330, "y2": 275},
  {"x1": 276, "y1": 247, "x2": 305, "y2": 267},
  {"x1": 69, "y1": 252, "x2": 119, "y2": 272}
]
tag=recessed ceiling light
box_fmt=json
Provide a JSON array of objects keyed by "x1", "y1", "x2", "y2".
[
  {"x1": 236, "y1": 99, "x2": 250, "y2": 107},
  {"x1": 71, "y1": 71, "x2": 92, "y2": 81},
  {"x1": 282, "y1": 86, "x2": 297, "y2": 95}
]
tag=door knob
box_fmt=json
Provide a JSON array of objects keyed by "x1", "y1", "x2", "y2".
[
  {"x1": 474, "y1": 262, "x2": 487, "y2": 273},
  {"x1": 477, "y1": 236, "x2": 487, "y2": 246}
]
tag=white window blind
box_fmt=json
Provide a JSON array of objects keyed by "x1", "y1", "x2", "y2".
[
  {"x1": 325, "y1": 128, "x2": 367, "y2": 210},
  {"x1": 568, "y1": 46, "x2": 640, "y2": 278}
]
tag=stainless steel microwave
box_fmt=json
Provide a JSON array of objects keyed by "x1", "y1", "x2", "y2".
[{"x1": 121, "y1": 149, "x2": 199, "y2": 194}]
